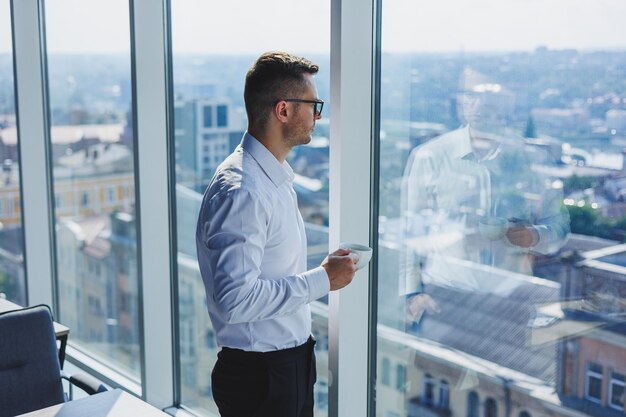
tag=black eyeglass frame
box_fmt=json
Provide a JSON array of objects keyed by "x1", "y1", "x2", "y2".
[{"x1": 280, "y1": 98, "x2": 324, "y2": 117}]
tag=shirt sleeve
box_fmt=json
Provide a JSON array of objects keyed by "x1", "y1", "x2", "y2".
[
  {"x1": 197, "y1": 188, "x2": 329, "y2": 324},
  {"x1": 531, "y1": 185, "x2": 571, "y2": 255}
]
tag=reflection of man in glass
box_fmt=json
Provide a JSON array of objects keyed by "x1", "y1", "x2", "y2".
[{"x1": 401, "y1": 69, "x2": 570, "y2": 324}]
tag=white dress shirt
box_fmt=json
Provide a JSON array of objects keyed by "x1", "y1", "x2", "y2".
[
  {"x1": 196, "y1": 132, "x2": 330, "y2": 352},
  {"x1": 401, "y1": 126, "x2": 569, "y2": 296}
]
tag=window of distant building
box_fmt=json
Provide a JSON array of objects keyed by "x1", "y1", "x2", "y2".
[
  {"x1": 203, "y1": 105, "x2": 213, "y2": 128},
  {"x1": 217, "y1": 104, "x2": 228, "y2": 127},
  {"x1": 467, "y1": 391, "x2": 479, "y2": 417},
  {"x1": 519, "y1": 411, "x2": 532, "y2": 417},
  {"x1": 609, "y1": 371, "x2": 625, "y2": 411},
  {"x1": 316, "y1": 381, "x2": 328, "y2": 410},
  {"x1": 81, "y1": 191, "x2": 90, "y2": 208},
  {"x1": 485, "y1": 398, "x2": 497, "y2": 417},
  {"x1": 205, "y1": 329, "x2": 215, "y2": 350},
  {"x1": 107, "y1": 187, "x2": 116, "y2": 203},
  {"x1": 184, "y1": 363, "x2": 196, "y2": 387},
  {"x1": 423, "y1": 373, "x2": 435, "y2": 406},
  {"x1": 439, "y1": 380, "x2": 449, "y2": 408},
  {"x1": 586, "y1": 362, "x2": 603, "y2": 404},
  {"x1": 395, "y1": 364, "x2": 406, "y2": 391},
  {"x1": 382, "y1": 357, "x2": 391, "y2": 386}
]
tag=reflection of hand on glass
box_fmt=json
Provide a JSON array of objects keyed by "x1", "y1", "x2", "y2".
[
  {"x1": 406, "y1": 293, "x2": 441, "y2": 324},
  {"x1": 505, "y1": 223, "x2": 539, "y2": 248}
]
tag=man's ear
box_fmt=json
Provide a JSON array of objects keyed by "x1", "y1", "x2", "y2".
[{"x1": 274, "y1": 100, "x2": 289, "y2": 124}]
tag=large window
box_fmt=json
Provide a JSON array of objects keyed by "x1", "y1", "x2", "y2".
[
  {"x1": 170, "y1": 1, "x2": 330, "y2": 415},
  {"x1": 0, "y1": 0, "x2": 26, "y2": 306},
  {"x1": 44, "y1": 0, "x2": 141, "y2": 380},
  {"x1": 376, "y1": 1, "x2": 626, "y2": 417}
]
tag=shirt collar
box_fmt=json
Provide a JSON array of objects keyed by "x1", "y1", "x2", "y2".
[
  {"x1": 454, "y1": 125, "x2": 474, "y2": 159},
  {"x1": 452, "y1": 125, "x2": 502, "y2": 162},
  {"x1": 241, "y1": 132, "x2": 292, "y2": 187}
]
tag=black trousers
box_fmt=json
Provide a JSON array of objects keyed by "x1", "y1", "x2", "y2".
[{"x1": 211, "y1": 336, "x2": 317, "y2": 417}]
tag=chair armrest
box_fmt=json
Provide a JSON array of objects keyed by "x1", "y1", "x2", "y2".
[{"x1": 61, "y1": 371, "x2": 108, "y2": 395}]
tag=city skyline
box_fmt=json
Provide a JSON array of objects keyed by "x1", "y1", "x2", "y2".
[{"x1": 2, "y1": 0, "x2": 626, "y2": 54}]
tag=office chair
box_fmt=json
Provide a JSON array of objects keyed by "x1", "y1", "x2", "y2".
[{"x1": 0, "y1": 304, "x2": 107, "y2": 417}]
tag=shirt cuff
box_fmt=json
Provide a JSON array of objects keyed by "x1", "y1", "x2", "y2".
[
  {"x1": 302, "y1": 266, "x2": 330, "y2": 302},
  {"x1": 532, "y1": 225, "x2": 550, "y2": 253}
]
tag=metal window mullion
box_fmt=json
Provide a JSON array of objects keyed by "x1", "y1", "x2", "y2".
[
  {"x1": 130, "y1": 0, "x2": 175, "y2": 408},
  {"x1": 11, "y1": 0, "x2": 55, "y2": 308},
  {"x1": 328, "y1": 0, "x2": 376, "y2": 415}
]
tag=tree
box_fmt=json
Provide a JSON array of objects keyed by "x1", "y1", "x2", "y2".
[
  {"x1": 563, "y1": 175, "x2": 596, "y2": 194},
  {"x1": 567, "y1": 204, "x2": 612, "y2": 239}
]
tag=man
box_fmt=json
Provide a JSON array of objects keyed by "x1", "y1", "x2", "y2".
[
  {"x1": 400, "y1": 68, "x2": 569, "y2": 324},
  {"x1": 196, "y1": 51, "x2": 358, "y2": 417}
]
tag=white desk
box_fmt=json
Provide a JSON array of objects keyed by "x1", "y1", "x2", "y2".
[{"x1": 16, "y1": 389, "x2": 169, "y2": 417}]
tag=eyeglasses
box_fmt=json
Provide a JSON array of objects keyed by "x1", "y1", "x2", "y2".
[{"x1": 281, "y1": 98, "x2": 324, "y2": 117}]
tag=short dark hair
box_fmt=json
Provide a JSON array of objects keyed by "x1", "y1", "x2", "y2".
[{"x1": 244, "y1": 51, "x2": 319, "y2": 131}]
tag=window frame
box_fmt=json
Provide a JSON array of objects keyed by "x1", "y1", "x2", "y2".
[
  {"x1": 467, "y1": 391, "x2": 479, "y2": 417},
  {"x1": 11, "y1": 0, "x2": 56, "y2": 309},
  {"x1": 585, "y1": 362, "x2": 604, "y2": 404},
  {"x1": 395, "y1": 363, "x2": 406, "y2": 391},
  {"x1": 485, "y1": 398, "x2": 498, "y2": 417},
  {"x1": 609, "y1": 370, "x2": 626, "y2": 411},
  {"x1": 328, "y1": 0, "x2": 378, "y2": 415},
  {"x1": 423, "y1": 373, "x2": 436, "y2": 406},
  {"x1": 439, "y1": 380, "x2": 449, "y2": 408}
]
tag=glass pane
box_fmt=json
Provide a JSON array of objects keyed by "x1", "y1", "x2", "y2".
[
  {"x1": 610, "y1": 374, "x2": 625, "y2": 410},
  {"x1": 377, "y1": 1, "x2": 626, "y2": 417},
  {"x1": 45, "y1": 0, "x2": 141, "y2": 379},
  {"x1": 171, "y1": 1, "x2": 330, "y2": 414},
  {"x1": 588, "y1": 375, "x2": 602, "y2": 401},
  {"x1": 0, "y1": 0, "x2": 26, "y2": 306}
]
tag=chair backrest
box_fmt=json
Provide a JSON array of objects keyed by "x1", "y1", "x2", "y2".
[{"x1": 0, "y1": 305, "x2": 65, "y2": 417}]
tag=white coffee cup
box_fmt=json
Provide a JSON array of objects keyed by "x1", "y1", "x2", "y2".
[
  {"x1": 339, "y1": 242, "x2": 373, "y2": 270},
  {"x1": 478, "y1": 216, "x2": 508, "y2": 240}
]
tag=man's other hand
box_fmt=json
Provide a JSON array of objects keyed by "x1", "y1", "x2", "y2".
[
  {"x1": 406, "y1": 293, "x2": 440, "y2": 324},
  {"x1": 506, "y1": 225, "x2": 539, "y2": 248},
  {"x1": 322, "y1": 249, "x2": 358, "y2": 291}
]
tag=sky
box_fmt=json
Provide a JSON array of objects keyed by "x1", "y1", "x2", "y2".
[{"x1": 1, "y1": 0, "x2": 625, "y2": 54}]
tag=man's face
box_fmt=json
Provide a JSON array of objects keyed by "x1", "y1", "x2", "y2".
[
  {"x1": 283, "y1": 74, "x2": 322, "y2": 148},
  {"x1": 458, "y1": 92, "x2": 483, "y2": 126}
]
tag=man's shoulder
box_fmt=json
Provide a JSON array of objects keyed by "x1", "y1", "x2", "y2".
[
  {"x1": 206, "y1": 149, "x2": 271, "y2": 203},
  {"x1": 420, "y1": 128, "x2": 466, "y2": 152},
  {"x1": 408, "y1": 128, "x2": 465, "y2": 165}
]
